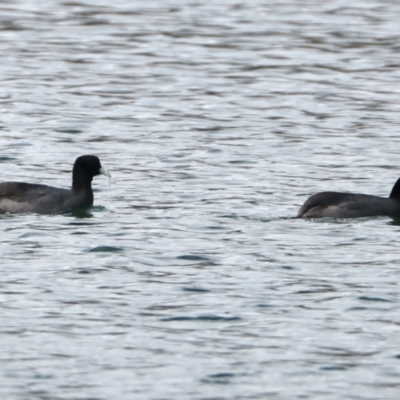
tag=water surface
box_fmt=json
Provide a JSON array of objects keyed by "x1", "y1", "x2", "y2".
[{"x1": 1, "y1": 1, "x2": 400, "y2": 399}]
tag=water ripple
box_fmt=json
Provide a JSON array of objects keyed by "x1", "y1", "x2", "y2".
[{"x1": 1, "y1": 0, "x2": 400, "y2": 399}]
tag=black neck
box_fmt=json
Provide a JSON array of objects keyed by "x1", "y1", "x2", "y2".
[
  {"x1": 389, "y1": 177, "x2": 400, "y2": 199},
  {"x1": 72, "y1": 172, "x2": 93, "y2": 192}
]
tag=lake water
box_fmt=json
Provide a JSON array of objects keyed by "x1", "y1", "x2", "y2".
[{"x1": 1, "y1": 1, "x2": 400, "y2": 399}]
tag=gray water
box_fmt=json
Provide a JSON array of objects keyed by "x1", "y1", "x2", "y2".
[{"x1": 1, "y1": 1, "x2": 400, "y2": 399}]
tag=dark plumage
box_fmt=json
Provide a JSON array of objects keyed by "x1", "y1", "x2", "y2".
[
  {"x1": 0, "y1": 155, "x2": 110, "y2": 214},
  {"x1": 297, "y1": 177, "x2": 400, "y2": 219}
]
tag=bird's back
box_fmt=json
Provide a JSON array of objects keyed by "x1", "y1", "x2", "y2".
[
  {"x1": 0, "y1": 182, "x2": 73, "y2": 214},
  {"x1": 298, "y1": 191, "x2": 400, "y2": 218}
]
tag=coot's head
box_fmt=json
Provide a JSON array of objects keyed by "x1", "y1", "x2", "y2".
[{"x1": 72, "y1": 155, "x2": 110, "y2": 189}]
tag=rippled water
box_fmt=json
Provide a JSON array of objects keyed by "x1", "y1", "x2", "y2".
[{"x1": 1, "y1": 1, "x2": 400, "y2": 399}]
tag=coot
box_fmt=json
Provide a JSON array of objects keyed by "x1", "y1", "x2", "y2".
[
  {"x1": 0, "y1": 155, "x2": 110, "y2": 214},
  {"x1": 297, "y1": 177, "x2": 400, "y2": 218}
]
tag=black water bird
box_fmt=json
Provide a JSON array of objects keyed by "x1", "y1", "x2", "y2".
[
  {"x1": 297, "y1": 177, "x2": 400, "y2": 219},
  {"x1": 0, "y1": 155, "x2": 110, "y2": 214}
]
